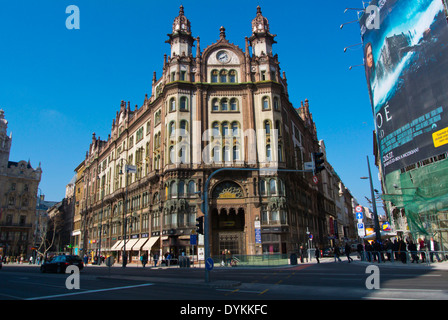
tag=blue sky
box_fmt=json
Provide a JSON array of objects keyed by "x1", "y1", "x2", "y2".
[{"x1": 0, "y1": 0, "x2": 385, "y2": 214}]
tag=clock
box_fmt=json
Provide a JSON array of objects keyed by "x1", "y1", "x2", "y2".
[{"x1": 217, "y1": 51, "x2": 230, "y2": 63}]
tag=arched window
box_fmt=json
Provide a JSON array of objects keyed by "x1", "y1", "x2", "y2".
[
  {"x1": 178, "y1": 180, "x2": 185, "y2": 197},
  {"x1": 259, "y1": 179, "x2": 266, "y2": 195},
  {"x1": 274, "y1": 97, "x2": 280, "y2": 110},
  {"x1": 264, "y1": 121, "x2": 271, "y2": 134},
  {"x1": 211, "y1": 70, "x2": 218, "y2": 83},
  {"x1": 220, "y1": 98, "x2": 228, "y2": 111},
  {"x1": 231, "y1": 122, "x2": 239, "y2": 136},
  {"x1": 180, "y1": 96, "x2": 188, "y2": 110},
  {"x1": 223, "y1": 146, "x2": 231, "y2": 162},
  {"x1": 230, "y1": 98, "x2": 238, "y2": 111},
  {"x1": 212, "y1": 98, "x2": 219, "y2": 111},
  {"x1": 269, "y1": 179, "x2": 277, "y2": 195},
  {"x1": 275, "y1": 120, "x2": 281, "y2": 135},
  {"x1": 169, "y1": 121, "x2": 176, "y2": 139},
  {"x1": 212, "y1": 122, "x2": 220, "y2": 137},
  {"x1": 170, "y1": 181, "x2": 177, "y2": 198},
  {"x1": 170, "y1": 98, "x2": 176, "y2": 112},
  {"x1": 222, "y1": 122, "x2": 229, "y2": 137},
  {"x1": 266, "y1": 144, "x2": 272, "y2": 161},
  {"x1": 233, "y1": 145, "x2": 240, "y2": 160},
  {"x1": 220, "y1": 70, "x2": 228, "y2": 83},
  {"x1": 188, "y1": 181, "x2": 195, "y2": 195},
  {"x1": 212, "y1": 146, "x2": 220, "y2": 162},
  {"x1": 229, "y1": 70, "x2": 236, "y2": 83},
  {"x1": 262, "y1": 97, "x2": 270, "y2": 110},
  {"x1": 169, "y1": 146, "x2": 175, "y2": 164},
  {"x1": 180, "y1": 120, "x2": 188, "y2": 134}
]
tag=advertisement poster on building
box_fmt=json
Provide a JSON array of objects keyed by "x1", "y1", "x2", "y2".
[{"x1": 360, "y1": 0, "x2": 448, "y2": 177}]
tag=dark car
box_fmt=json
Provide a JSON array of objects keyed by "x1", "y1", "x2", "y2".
[
  {"x1": 40, "y1": 255, "x2": 84, "y2": 273},
  {"x1": 322, "y1": 248, "x2": 334, "y2": 257}
]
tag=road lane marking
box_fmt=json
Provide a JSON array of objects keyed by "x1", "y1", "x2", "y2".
[
  {"x1": 258, "y1": 289, "x2": 269, "y2": 295},
  {"x1": 25, "y1": 283, "x2": 154, "y2": 300}
]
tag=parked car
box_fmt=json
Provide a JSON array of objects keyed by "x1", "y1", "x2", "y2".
[
  {"x1": 40, "y1": 255, "x2": 84, "y2": 273},
  {"x1": 322, "y1": 248, "x2": 333, "y2": 257}
]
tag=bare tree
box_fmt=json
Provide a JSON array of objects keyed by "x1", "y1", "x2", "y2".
[{"x1": 36, "y1": 212, "x2": 63, "y2": 261}]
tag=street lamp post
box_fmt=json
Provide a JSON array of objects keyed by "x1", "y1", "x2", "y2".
[
  {"x1": 119, "y1": 159, "x2": 132, "y2": 268},
  {"x1": 361, "y1": 156, "x2": 382, "y2": 243}
]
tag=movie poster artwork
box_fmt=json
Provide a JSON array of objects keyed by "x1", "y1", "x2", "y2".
[{"x1": 360, "y1": 0, "x2": 448, "y2": 175}]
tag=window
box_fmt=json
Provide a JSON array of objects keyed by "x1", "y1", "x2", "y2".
[
  {"x1": 266, "y1": 144, "x2": 272, "y2": 161},
  {"x1": 180, "y1": 71, "x2": 186, "y2": 81},
  {"x1": 169, "y1": 121, "x2": 176, "y2": 139},
  {"x1": 170, "y1": 181, "x2": 177, "y2": 198},
  {"x1": 222, "y1": 122, "x2": 229, "y2": 137},
  {"x1": 220, "y1": 99, "x2": 228, "y2": 111},
  {"x1": 233, "y1": 145, "x2": 240, "y2": 160},
  {"x1": 220, "y1": 70, "x2": 227, "y2": 83},
  {"x1": 178, "y1": 181, "x2": 185, "y2": 197},
  {"x1": 223, "y1": 146, "x2": 231, "y2": 162},
  {"x1": 212, "y1": 122, "x2": 220, "y2": 138},
  {"x1": 269, "y1": 179, "x2": 277, "y2": 195},
  {"x1": 188, "y1": 181, "x2": 195, "y2": 195},
  {"x1": 211, "y1": 70, "x2": 218, "y2": 83},
  {"x1": 230, "y1": 98, "x2": 238, "y2": 111},
  {"x1": 169, "y1": 146, "x2": 175, "y2": 164},
  {"x1": 231, "y1": 122, "x2": 239, "y2": 136},
  {"x1": 212, "y1": 98, "x2": 219, "y2": 111},
  {"x1": 180, "y1": 97, "x2": 188, "y2": 110},
  {"x1": 180, "y1": 120, "x2": 188, "y2": 134},
  {"x1": 262, "y1": 97, "x2": 270, "y2": 110},
  {"x1": 261, "y1": 70, "x2": 266, "y2": 80},
  {"x1": 212, "y1": 146, "x2": 220, "y2": 162},
  {"x1": 264, "y1": 121, "x2": 271, "y2": 134},
  {"x1": 170, "y1": 98, "x2": 176, "y2": 112},
  {"x1": 229, "y1": 70, "x2": 236, "y2": 83},
  {"x1": 260, "y1": 180, "x2": 266, "y2": 195},
  {"x1": 274, "y1": 97, "x2": 279, "y2": 110}
]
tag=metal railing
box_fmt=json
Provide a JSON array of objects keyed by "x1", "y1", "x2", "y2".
[{"x1": 355, "y1": 249, "x2": 447, "y2": 265}]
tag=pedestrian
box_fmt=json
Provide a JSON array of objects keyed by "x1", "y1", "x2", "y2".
[
  {"x1": 365, "y1": 241, "x2": 373, "y2": 262},
  {"x1": 299, "y1": 246, "x2": 305, "y2": 263},
  {"x1": 315, "y1": 246, "x2": 320, "y2": 263},
  {"x1": 221, "y1": 250, "x2": 226, "y2": 267},
  {"x1": 385, "y1": 239, "x2": 393, "y2": 262},
  {"x1": 142, "y1": 253, "x2": 148, "y2": 267},
  {"x1": 408, "y1": 240, "x2": 418, "y2": 263},
  {"x1": 398, "y1": 238, "x2": 407, "y2": 263},
  {"x1": 29, "y1": 256, "x2": 33, "y2": 265},
  {"x1": 153, "y1": 252, "x2": 159, "y2": 267},
  {"x1": 357, "y1": 242, "x2": 364, "y2": 261},
  {"x1": 418, "y1": 238, "x2": 426, "y2": 263},
  {"x1": 334, "y1": 245, "x2": 341, "y2": 262},
  {"x1": 427, "y1": 237, "x2": 442, "y2": 262},
  {"x1": 344, "y1": 243, "x2": 353, "y2": 263}
]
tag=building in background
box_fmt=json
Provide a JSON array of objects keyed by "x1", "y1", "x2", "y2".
[
  {"x1": 0, "y1": 109, "x2": 42, "y2": 260},
  {"x1": 74, "y1": 6, "x2": 357, "y2": 262}
]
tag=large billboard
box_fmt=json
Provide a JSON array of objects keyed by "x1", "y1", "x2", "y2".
[{"x1": 360, "y1": 0, "x2": 448, "y2": 176}]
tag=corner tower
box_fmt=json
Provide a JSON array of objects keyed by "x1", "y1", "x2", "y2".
[
  {"x1": 166, "y1": 5, "x2": 195, "y2": 57},
  {"x1": 249, "y1": 6, "x2": 277, "y2": 57}
]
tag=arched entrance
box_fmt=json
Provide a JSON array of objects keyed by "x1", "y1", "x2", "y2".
[{"x1": 210, "y1": 181, "x2": 246, "y2": 257}]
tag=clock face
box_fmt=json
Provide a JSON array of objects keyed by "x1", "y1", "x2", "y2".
[{"x1": 217, "y1": 51, "x2": 230, "y2": 63}]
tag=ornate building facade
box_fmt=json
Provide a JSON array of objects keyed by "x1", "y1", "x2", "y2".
[
  {"x1": 0, "y1": 109, "x2": 42, "y2": 259},
  {"x1": 74, "y1": 6, "x2": 336, "y2": 262}
]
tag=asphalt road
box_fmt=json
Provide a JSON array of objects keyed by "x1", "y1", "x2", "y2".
[{"x1": 1, "y1": 260, "x2": 447, "y2": 302}]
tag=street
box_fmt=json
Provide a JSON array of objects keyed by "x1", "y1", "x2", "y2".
[{"x1": 1, "y1": 259, "x2": 447, "y2": 301}]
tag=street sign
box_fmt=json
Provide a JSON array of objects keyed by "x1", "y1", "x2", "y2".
[
  {"x1": 190, "y1": 234, "x2": 197, "y2": 245},
  {"x1": 304, "y1": 162, "x2": 315, "y2": 170},
  {"x1": 312, "y1": 176, "x2": 318, "y2": 184},
  {"x1": 356, "y1": 212, "x2": 363, "y2": 220},
  {"x1": 126, "y1": 165, "x2": 137, "y2": 173},
  {"x1": 255, "y1": 228, "x2": 261, "y2": 243},
  {"x1": 357, "y1": 222, "x2": 365, "y2": 237},
  {"x1": 355, "y1": 205, "x2": 363, "y2": 213},
  {"x1": 205, "y1": 257, "x2": 214, "y2": 271}
]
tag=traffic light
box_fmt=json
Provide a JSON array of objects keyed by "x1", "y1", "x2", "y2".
[
  {"x1": 196, "y1": 216, "x2": 204, "y2": 235},
  {"x1": 313, "y1": 152, "x2": 325, "y2": 174}
]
